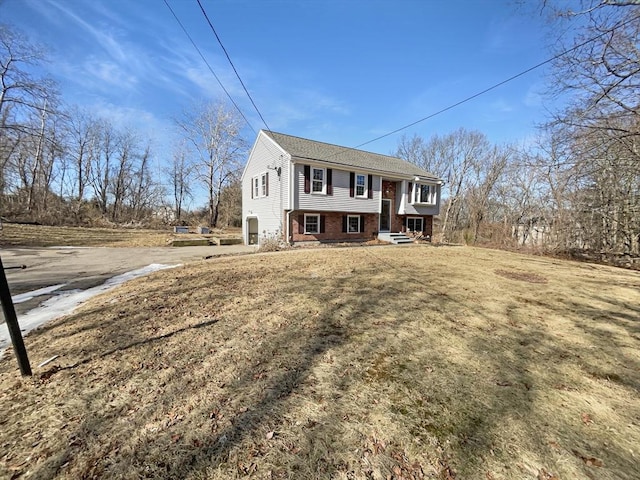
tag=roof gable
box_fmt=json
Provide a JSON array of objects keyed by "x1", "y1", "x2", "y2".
[{"x1": 263, "y1": 130, "x2": 440, "y2": 180}]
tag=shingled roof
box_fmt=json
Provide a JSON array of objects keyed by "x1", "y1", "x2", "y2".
[{"x1": 264, "y1": 130, "x2": 440, "y2": 180}]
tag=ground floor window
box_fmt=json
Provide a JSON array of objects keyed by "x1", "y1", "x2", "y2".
[
  {"x1": 407, "y1": 217, "x2": 423, "y2": 232},
  {"x1": 347, "y1": 215, "x2": 360, "y2": 233},
  {"x1": 304, "y1": 214, "x2": 320, "y2": 234}
]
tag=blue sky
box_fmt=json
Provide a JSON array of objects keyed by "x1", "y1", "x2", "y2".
[{"x1": 2, "y1": 0, "x2": 554, "y2": 159}]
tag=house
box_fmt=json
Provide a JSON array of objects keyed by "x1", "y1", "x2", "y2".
[{"x1": 241, "y1": 130, "x2": 443, "y2": 245}]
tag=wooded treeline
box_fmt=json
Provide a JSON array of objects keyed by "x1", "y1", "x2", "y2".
[
  {"x1": 0, "y1": 24, "x2": 245, "y2": 228},
  {"x1": 395, "y1": 1, "x2": 640, "y2": 262}
]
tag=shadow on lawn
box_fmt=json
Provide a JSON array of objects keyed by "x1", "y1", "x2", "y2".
[
  {"x1": 15, "y1": 247, "x2": 640, "y2": 479},
  {"x1": 24, "y1": 256, "x2": 384, "y2": 478},
  {"x1": 44, "y1": 318, "x2": 221, "y2": 375}
]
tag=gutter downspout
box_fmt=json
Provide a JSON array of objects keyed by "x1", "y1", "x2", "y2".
[{"x1": 286, "y1": 156, "x2": 294, "y2": 244}]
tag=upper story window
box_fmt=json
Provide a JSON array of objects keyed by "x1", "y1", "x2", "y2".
[
  {"x1": 261, "y1": 173, "x2": 268, "y2": 196},
  {"x1": 355, "y1": 174, "x2": 367, "y2": 197},
  {"x1": 412, "y1": 182, "x2": 437, "y2": 205},
  {"x1": 349, "y1": 172, "x2": 372, "y2": 199},
  {"x1": 252, "y1": 173, "x2": 269, "y2": 198},
  {"x1": 312, "y1": 167, "x2": 325, "y2": 193}
]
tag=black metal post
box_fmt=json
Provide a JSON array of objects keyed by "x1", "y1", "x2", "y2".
[{"x1": 0, "y1": 255, "x2": 32, "y2": 376}]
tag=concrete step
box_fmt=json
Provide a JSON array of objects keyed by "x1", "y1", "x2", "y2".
[{"x1": 378, "y1": 232, "x2": 414, "y2": 245}]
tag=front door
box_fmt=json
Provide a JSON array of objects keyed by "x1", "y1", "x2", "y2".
[{"x1": 380, "y1": 199, "x2": 391, "y2": 232}]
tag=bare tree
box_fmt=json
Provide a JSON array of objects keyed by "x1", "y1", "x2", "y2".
[
  {"x1": 537, "y1": 1, "x2": 640, "y2": 257},
  {"x1": 63, "y1": 106, "x2": 100, "y2": 210},
  {"x1": 465, "y1": 145, "x2": 509, "y2": 243},
  {"x1": 394, "y1": 133, "x2": 449, "y2": 178},
  {"x1": 130, "y1": 144, "x2": 162, "y2": 221},
  {"x1": 176, "y1": 101, "x2": 247, "y2": 227},
  {"x1": 166, "y1": 140, "x2": 193, "y2": 222},
  {"x1": 89, "y1": 120, "x2": 116, "y2": 215},
  {"x1": 110, "y1": 131, "x2": 136, "y2": 222},
  {"x1": 0, "y1": 24, "x2": 60, "y2": 219},
  {"x1": 0, "y1": 24, "x2": 54, "y2": 137},
  {"x1": 216, "y1": 176, "x2": 242, "y2": 227}
]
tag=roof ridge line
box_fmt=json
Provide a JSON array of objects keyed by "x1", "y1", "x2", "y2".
[{"x1": 263, "y1": 130, "x2": 403, "y2": 161}]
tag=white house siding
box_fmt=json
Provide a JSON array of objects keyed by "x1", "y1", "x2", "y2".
[
  {"x1": 401, "y1": 181, "x2": 441, "y2": 216},
  {"x1": 241, "y1": 132, "x2": 291, "y2": 244},
  {"x1": 293, "y1": 163, "x2": 380, "y2": 213}
]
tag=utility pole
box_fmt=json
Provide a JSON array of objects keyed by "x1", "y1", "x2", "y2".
[{"x1": 0, "y1": 256, "x2": 32, "y2": 376}]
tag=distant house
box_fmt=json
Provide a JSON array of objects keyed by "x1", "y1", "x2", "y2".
[
  {"x1": 513, "y1": 216, "x2": 552, "y2": 247},
  {"x1": 241, "y1": 130, "x2": 443, "y2": 245}
]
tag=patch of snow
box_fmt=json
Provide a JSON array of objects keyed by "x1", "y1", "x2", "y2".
[
  {"x1": 11, "y1": 284, "x2": 67, "y2": 304},
  {"x1": 0, "y1": 263, "x2": 179, "y2": 357}
]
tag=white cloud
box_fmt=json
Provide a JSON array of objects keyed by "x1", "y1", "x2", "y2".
[
  {"x1": 490, "y1": 99, "x2": 514, "y2": 113},
  {"x1": 524, "y1": 84, "x2": 544, "y2": 107},
  {"x1": 46, "y1": 0, "x2": 130, "y2": 63},
  {"x1": 83, "y1": 57, "x2": 138, "y2": 90},
  {"x1": 265, "y1": 88, "x2": 350, "y2": 132}
]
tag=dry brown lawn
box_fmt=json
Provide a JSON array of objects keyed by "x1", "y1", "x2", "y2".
[
  {"x1": 0, "y1": 224, "x2": 242, "y2": 248},
  {"x1": 0, "y1": 245, "x2": 639, "y2": 479}
]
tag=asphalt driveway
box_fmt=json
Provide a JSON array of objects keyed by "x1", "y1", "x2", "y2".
[{"x1": 1, "y1": 244, "x2": 256, "y2": 316}]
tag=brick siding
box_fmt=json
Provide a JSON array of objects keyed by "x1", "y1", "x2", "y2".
[{"x1": 291, "y1": 211, "x2": 378, "y2": 243}]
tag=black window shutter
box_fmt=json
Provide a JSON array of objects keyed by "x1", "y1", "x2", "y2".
[
  {"x1": 349, "y1": 172, "x2": 355, "y2": 197},
  {"x1": 408, "y1": 182, "x2": 413, "y2": 201},
  {"x1": 251, "y1": 178, "x2": 254, "y2": 199},
  {"x1": 367, "y1": 175, "x2": 373, "y2": 199},
  {"x1": 326, "y1": 169, "x2": 333, "y2": 195},
  {"x1": 304, "y1": 165, "x2": 310, "y2": 194},
  {"x1": 298, "y1": 214, "x2": 305, "y2": 234},
  {"x1": 360, "y1": 215, "x2": 365, "y2": 233},
  {"x1": 320, "y1": 215, "x2": 325, "y2": 233},
  {"x1": 342, "y1": 215, "x2": 347, "y2": 232},
  {"x1": 265, "y1": 172, "x2": 269, "y2": 197}
]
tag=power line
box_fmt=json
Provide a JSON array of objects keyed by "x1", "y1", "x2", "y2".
[
  {"x1": 196, "y1": 0, "x2": 272, "y2": 133},
  {"x1": 351, "y1": 13, "x2": 640, "y2": 151},
  {"x1": 162, "y1": 0, "x2": 256, "y2": 134}
]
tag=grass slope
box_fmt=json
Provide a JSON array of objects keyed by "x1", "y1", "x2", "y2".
[
  {"x1": 1, "y1": 246, "x2": 639, "y2": 479},
  {"x1": 0, "y1": 224, "x2": 242, "y2": 248},
  {"x1": 0, "y1": 224, "x2": 172, "y2": 247}
]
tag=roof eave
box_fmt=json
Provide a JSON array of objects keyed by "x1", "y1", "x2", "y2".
[{"x1": 290, "y1": 155, "x2": 440, "y2": 181}]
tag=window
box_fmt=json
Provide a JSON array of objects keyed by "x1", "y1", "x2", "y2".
[
  {"x1": 407, "y1": 217, "x2": 424, "y2": 232},
  {"x1": 347, "y1": 215, "x2": 360, "y2": 233},
  {"x1": 304, "y1": 214, "x2": 320, "y2": 234},
  {"x1": 412, "y1": 183, "x2": 436, "y2": 204},
  {"x1": 355, "y1": 174, "x2": 366, "y2": 197},
  {"x1": 312, "y1": 168, "x2": 325, "y2": 193},
  {"x1": 253, "y1": 177, "x2": 259, "y2": 198},
  {"x1": 261, "y1": 173, "x2": 268, "y2": 197}
]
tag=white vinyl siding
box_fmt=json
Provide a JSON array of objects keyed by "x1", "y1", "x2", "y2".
[
  {"x1": 294, "y1": 164, "x2": 380, "y2": 212},
  {"x1": 242, "y1": 132, "x2": 290, "y2": 244},
  {"x1": 402, "y1": 180, "x2": 440, "y2": 216}
]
